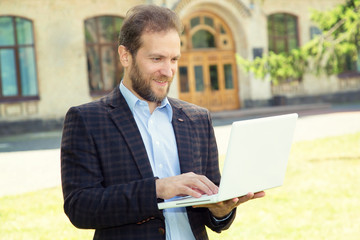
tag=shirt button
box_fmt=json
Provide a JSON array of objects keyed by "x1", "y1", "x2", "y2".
[
  {"x1": 156, "y1": 141, "x2": 160, "y2": 145},
  {"x1": 159, "y1": 164, "x2": 163, "y2": 169},
  {"x1": 158, "y1": 227, "x2": 165, "y2": 235}
]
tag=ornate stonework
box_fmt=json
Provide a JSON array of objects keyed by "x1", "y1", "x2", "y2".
[{"x1": 172, "y1": 0, "x2": 251, "y2": 17}]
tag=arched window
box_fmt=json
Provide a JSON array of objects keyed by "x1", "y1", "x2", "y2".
[
  {"x1": 192, "y1": 30, "x2": 215, "y2": 48},
  {"x1": 0, "y1": 16, "x2": 38, "y2": 101},
  {"x1": 267, "y1": 13, "x2": 299, "y2": 54},
  {"x1": 181, "y1": 13, "x2": 233, "y2": 51},
  {"x1": 84, "y1": 16, "x2": 124, "y2": 95}
]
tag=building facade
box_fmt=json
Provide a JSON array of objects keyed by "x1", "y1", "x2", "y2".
[{"x1": 0, "y1": 0, "x2": 359, "y2": 134}]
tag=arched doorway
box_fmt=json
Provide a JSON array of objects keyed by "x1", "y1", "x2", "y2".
[{"x1": 178, "y1": 11, "x2": 240, "y2": 111}]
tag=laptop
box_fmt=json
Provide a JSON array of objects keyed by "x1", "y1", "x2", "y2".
[{"x1": 158, "y1": 113, "x2": 298, "y2": 209}]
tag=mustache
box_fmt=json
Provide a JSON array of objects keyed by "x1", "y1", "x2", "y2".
[{"x1": 152, "y1": 75, "x2": 173, "y2": 82}]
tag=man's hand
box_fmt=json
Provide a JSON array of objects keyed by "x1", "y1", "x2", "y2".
[
  {"x1": 156, "y1": 172, "x2": 218, "y2": 200},
  {"x1": 193, "y1": 191, "x2": 266, "y2": 218}
]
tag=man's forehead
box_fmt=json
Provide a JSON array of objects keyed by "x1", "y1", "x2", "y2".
[{"x1": 139, "y1": 30, "x2": 181, "y2": 55}]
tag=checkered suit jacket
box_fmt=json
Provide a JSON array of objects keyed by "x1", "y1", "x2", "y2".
[{"x1": 61, "y1": 87, "x2": 236, "y2": 240}]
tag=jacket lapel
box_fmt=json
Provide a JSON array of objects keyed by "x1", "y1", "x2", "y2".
[
  {"x1": 103, "y1": 88, "x2": 154, "y2": 179},
  {"x1": 170, "y1": 99, "x2": 194, "y2": 174}
]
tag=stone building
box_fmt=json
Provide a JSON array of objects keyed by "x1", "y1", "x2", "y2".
[{"x1": 0, "y1": 0, "x2": 359, "y2": 134}]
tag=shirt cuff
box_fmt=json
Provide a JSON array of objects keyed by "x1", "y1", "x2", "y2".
[{"x1": 211, "y1": 210, "x2": 234, "y2": 224}]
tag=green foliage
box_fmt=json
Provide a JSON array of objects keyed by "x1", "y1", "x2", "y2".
[{"x1": 238, "y1": 0, "x2": 360, "y2": 83}]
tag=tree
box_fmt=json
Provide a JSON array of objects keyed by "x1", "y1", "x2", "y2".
[{"x1": 237, "y1": 0, "x2": 360, "y2": 84}]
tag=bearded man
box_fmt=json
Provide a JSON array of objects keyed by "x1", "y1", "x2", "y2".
[{"x1": 61, "y1": 4, "x2": 264, "y2": 240}]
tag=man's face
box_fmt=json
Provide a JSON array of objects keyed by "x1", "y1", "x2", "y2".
[{"x1": 127, "y1": 29, "x2": 181, "y2": 103}]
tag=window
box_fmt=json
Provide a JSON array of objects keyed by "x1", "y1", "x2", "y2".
[
  {"x1": 192, "y1": 30, "x2": 215, "y2": 48},
  {"x1": 339, "y1": 53, "x2": 360, "y2": 76},
  {"x1": 268, "y1": 13, "x2": 302, "y2": 93},
  {"x1": 209, "y1": 65, "x2": 219, "y2": 90},
  {"x1": 0, "y1": 16, "x2": 38, "y2": 101},
  {"x1": 268, "y1": 13, "x2": 299, "y2": 54},
  {"x1": 181, "y1": 14, "x2": 234, "y2": 51},
  {"x1": 310, "y1": 26, "x2": 322, "y2": 40},
  {"x1": 194, "y1": 66, "x2": 204, "y2": 91},
  {"x1": 224, "y1": 64, "x2": 234, "y2": 89},
  {"x1": 84, "y1": 16, "x2": 124, "y2": 95},
  {"x1": 179, "y1": 66, "x2": 189, "y2": 92}
]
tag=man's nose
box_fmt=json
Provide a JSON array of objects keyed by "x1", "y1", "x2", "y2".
[{"x1": 160, "y1": 62, "x2": 174, "y2": 78}]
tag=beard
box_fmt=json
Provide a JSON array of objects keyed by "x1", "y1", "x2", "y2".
[{"x1": 129, "y1": 60, "x2": 172, "y2": 103}]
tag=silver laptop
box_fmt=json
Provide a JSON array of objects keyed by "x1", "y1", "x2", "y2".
[{"x1": 158, "y1": 113, "x2": 298, "y2": 209}]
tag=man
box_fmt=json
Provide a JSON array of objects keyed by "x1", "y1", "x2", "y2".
[{"x1": 61, "y1": 4, "x2": 264, "y2": 240}]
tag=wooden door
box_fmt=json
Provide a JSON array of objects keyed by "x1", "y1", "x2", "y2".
[{"x1": 178, "y1": 12, "x2": 240, "y2": 111}]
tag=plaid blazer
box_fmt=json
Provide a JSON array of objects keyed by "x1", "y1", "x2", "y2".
[{"x1": 61, "y1": 87, "x2": 236, "y2": 240}]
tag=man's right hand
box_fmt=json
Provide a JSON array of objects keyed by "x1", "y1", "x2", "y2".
[{"x1": 155, "y1": 172, "x2": 218, "y2": 200}]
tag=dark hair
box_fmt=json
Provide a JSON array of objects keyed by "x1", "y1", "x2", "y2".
[{"x1": 118, "y1": 4, "x2": 183, "y2": 56}]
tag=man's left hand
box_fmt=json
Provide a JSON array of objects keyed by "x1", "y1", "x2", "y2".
[{"x1": 193, "y1": 191, "x2": 265, "y2": 218}]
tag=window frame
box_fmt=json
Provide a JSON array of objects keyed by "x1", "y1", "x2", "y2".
[
  {"x1": 181, "y1": 12, "x2": 234, "y2": 52},
  {"x1": 0, "y1": 15, "x2": 39, "y2": 103},
  {"x1": 267, "y1": 13, "x2": 300, "y2": 54},
  {"x1": 84, "y1": 15, "x2": 124, "y2": 97}
]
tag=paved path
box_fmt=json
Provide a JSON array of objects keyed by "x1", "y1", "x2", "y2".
[
  {"x1": 0, "y1": 149, "x2": 61, "y2": 196},
  {"x1": 1, "y1": 104, "x2": 360, "y2": 197}
]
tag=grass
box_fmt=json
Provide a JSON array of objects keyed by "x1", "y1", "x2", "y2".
[
  {"x1": 208, "y1": 132, "x2": 360, "y2": 240},
  {"x1": 1, "y1": 133, "x2": 359, "y2": 239},
  {"x1": 0, "y1": 188, "x2": 94, "y2": 240}
]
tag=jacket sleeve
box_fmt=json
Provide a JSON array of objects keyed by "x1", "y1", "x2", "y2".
[{"x1": 61, "y1": 107, "x2": 164, "y2": 229}]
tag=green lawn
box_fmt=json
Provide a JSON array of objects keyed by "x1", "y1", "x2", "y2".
[
  {"x1": 1, "y1": 133, "x2": 359, "y2": 239},
  {"x1": 208, "y1": 132, "x2": 360, "y2": 240}
]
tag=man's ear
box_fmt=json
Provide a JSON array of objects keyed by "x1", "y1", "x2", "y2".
[{"x1": 118, "y1": 45, "x2": 131, "y2": 67}]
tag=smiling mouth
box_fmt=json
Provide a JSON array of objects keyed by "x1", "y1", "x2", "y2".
[
  {"x1": 154, "y1": 79, "x2": 168, "y2": 83},
  {"x1": 153, "y1": 77, "x2": 172, "y2": 85}
]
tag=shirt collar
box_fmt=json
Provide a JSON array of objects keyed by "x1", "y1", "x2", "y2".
[{"x1": 119, "y1": 81, "x2": 173, "y2": 122}]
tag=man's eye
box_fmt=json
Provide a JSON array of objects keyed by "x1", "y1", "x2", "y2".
[{"x1": 152, "y1": 58, "x2": 161, "y2": 62}]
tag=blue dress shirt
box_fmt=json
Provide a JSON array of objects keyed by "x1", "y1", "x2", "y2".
[{"x1": 120, "y1": 82, "x2": 196, "y2": 240}]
